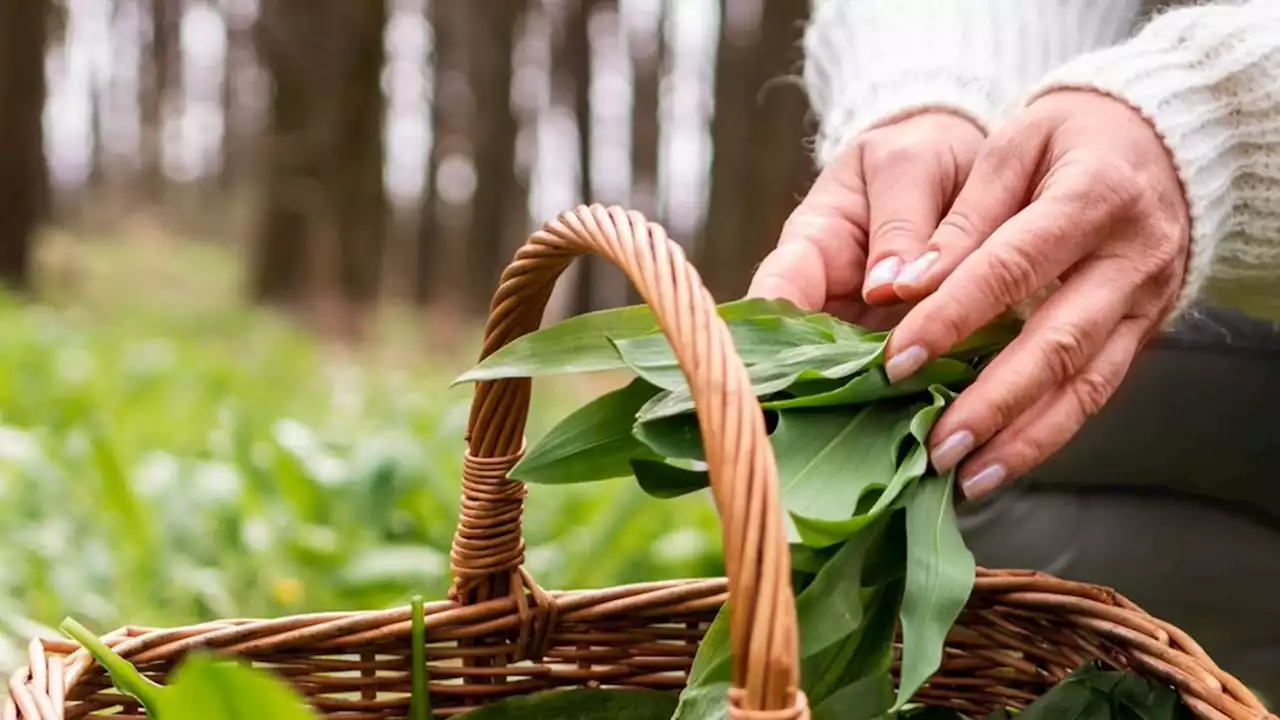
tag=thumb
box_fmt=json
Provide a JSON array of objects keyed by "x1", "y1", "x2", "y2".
[
  {"x1": 746, "y1": 149, "x2": 870, "y2": 310},
  {"x1": 747, "y1": 240, "x2": 828, "y2": 310}
]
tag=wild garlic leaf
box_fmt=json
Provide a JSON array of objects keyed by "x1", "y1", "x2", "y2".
[
  {"x1": 771, "y1": 404, "x2": 916, "y2": 538},
  {"x1": 611, "y1": 316, "x2": 834, "y2": 390},
  {"x1": 894, "y1": 471, "x2": 975, "y2": 711},
  {"x1": 509, "y1": 379, "x2": 660, "y2": 485},
  {"x1": 763, "y1": 360, "x2": 973, "y2": 411},
  {"x1": 630, "y1": 458, "x2": 708, "y2": 499},
  {"x1": 810, "y1": 673, "x2": 895, "y2": 720},
  {"x1": 636, "y1": 337, "x2": 887, "y2": 422},
  {"x1": 1013, "y1": 661, "x2": 1187, "y2": 720},
  {"x1": 632, "y1": 413, "x2": 705, "y2": 461},
  {"x1": 155, "y1": 654, "x2": 321, "y2": 720},
  {"x1": 803, "y1": 578, "x2": 902, "y2": 707},
  {"x1": 460, "y1": 688, "x2": 679, "y2": 719},
  {"x1": 456, "y1": 298, "x2": 806, "y2": 383},
  {"x1": 790, "y1": 386, "x2": 951, "y2": 548}
]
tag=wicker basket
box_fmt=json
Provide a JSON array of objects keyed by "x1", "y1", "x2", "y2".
[{"x1": 4, "y1": 205, "x2": 1273, "y2": 720}]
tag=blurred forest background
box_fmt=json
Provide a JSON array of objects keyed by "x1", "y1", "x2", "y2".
[{"x1": 0, "y1": 0, "x2": 816, "y2": 674}]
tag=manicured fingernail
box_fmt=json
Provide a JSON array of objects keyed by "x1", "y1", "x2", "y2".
[
  {"x1": 931, "y1": 430, "x2": 974, "y2": 473},
  {"x1": 897, "y1": 251, "x2": 939, "y2": 286},
  {"x1": 865, "y1": 256, "x2": 903, "y2": 289},
  {"x1": 961, "y1": 464, "x2": 1007, "y2": 500},
  {"x1": 885, "y1": 344, "x2": 927, "y2": 383}
]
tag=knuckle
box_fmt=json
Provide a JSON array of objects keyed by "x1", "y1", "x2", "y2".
[
  {"x1": 977, "y1": 244, "x2": 1043, "y2": 307},
  {"x1": 870, "y1": 217, "x2": 923, "y2": 248},
  {"x1": 1079, "y1": 156, "x2": 1144, "y2": 214},
  {"x1": 861, "y1": 135, "x2": 921, "y2": 170},
  {"x1": 1070, "y1": 369, "x2": 1116, "y2": 418},
  {"x1": 935, "y1": 209, "x2": 983, "y2": 249},
  {"x1": 1037, "y1": 326, "x2": 1092, "y2": 386}
]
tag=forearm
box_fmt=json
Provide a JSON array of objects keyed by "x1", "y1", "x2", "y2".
[
  {"x1": 1026, "y1": 0, "x2": 1280, "y2": 322},
  {"x1": 803, "y1": 0, "x2": 1143, "y2": 166}
]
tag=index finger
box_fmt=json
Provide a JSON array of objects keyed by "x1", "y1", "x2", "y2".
[{"x1": 884, "y1": 168, "x2": 1115, "y2": 382}]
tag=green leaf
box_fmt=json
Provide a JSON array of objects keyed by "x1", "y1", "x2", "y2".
[
  {"x1": 632, "y1": 413, "x2": 706, "y2": 461},
  {"x1": 772, "y1": 404, "x2": 916, "y2": 537},
  {"x1": 803, "y1": 578, "x2": 902, "y2": 706},
  {"x1": 509, "y1": 379, "x2": 660, "y2": 485},
  {"x1": 792, "y1": 515, "x2": 891, "y2": 660},
  {"x1": 790, "y1": 387, "x2": 951, "y2": 548},
  {"x1": 612, "y1": 316, "x2": 834, "y2": 390},
  {"x1": 1014, "y1": 661, "x2": 1188, "y2": 720},
  {"x1": 762, "y1": 361, "x2": 973, "y2": 410},
  {"x1": 155, "y1": 653, "x2": 320, "y2": 720},
  {"x1": 457, "y1": 298, "x2": 806, "y2": 383},
  {"x1": 671, "y1": 682, "x2": 731, "y2": 720},
  {"x1": 459, "y1": 688, "x2": 680, "y2": 719},
  {"x1": 801, "y1": 313, "x2": 872, "y2": 343},
  {"x1": 631, "y1": 458, "x2": 708, "y2": 499},
  {"x1": 637, "y1": 337, "x2": 888, "y2": 422},
  {"x1": 893, "y1": 472, "x2": 975, "y2": 710},
  {"x1": 811, "y1": 673, "x2": 895, "y2": 720}
]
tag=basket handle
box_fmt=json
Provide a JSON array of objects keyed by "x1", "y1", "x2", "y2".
[{"x1": 449, "y1": 205, "x2": 805, "y2": 718}]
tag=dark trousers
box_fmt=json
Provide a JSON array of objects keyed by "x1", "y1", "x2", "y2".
[{"x1": 958, "y1": 307, "x2": 1280, "y2": 701}]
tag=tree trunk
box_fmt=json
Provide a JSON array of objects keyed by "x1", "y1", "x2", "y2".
[
  {"x1": 462, "y1": 2, "x2": 522, "y2": 315},
  {"x1": 699, "y1": 0, "x2": 812, "y2": 301},
  {"x1": 627, "y1": 0, "x2": 665, "y2": 304},
  {"x1": 219, "y1": 6, "x2": 255, "y2": 193},
  {"x1": 248, "y1": 0, "x2": 313, "y2": 306},
  {"x1": 249, "y1": 0, "x2": 388, "y2": 325},
  {"x1": 139, "y1": 0, "x2": 182, "y2": 205},
  {"x1": 416, "y1": 0, "x2": 471, "y2": 306},
  {"x1": 0, "y1": 0, "x2": 49, "y2": 291},
  {"x1": 331, "y1": 0, "x2": 388, "y2": 308}
]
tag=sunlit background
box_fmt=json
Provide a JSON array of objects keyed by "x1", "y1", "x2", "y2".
[{"x1": 0, "y1": 0, "x2": 815, "y2": 674}]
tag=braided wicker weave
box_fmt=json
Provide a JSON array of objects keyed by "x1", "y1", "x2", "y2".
[{"x1": 4, "y1": 205, "x2": 1273, "y2": 720}]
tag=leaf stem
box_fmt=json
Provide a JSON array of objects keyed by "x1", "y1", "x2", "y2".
[
  {"x1": 409, "y1": 595, "x2": 430, "y2": 720},
  {"x1": 60, "y1": 617, "x2": 166, "y2": 710}
]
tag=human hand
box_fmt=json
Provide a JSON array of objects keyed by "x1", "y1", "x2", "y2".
[
  {"x1": 881, "y1": 90, "x2": 1191, "y2": 500},
  {"x1": 747, "y1": 111, "x2": 984, "y2": 328}
]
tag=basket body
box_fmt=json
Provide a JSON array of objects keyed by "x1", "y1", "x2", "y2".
[
  {"x1": 5, "y1": 206, "x2": 1272, "y2": 720},
  {"x1": 7, "y1": 570, "x2": 1270, "y2": 719}
]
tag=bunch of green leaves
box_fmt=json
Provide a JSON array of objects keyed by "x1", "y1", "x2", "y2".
[
  {"x1": 457, "y1": 298, "x2": 1015, "y2": 718},
  {"x1": 457, "y1": 298, "x2": 1193, "y2": 720}
]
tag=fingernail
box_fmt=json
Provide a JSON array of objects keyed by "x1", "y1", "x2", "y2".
[
  {"x1": 884, "y1": 344, "x2": 927, "y2": 383},
  {"x1": 961, "y1": 464, "x2": 1008, "y2": 500},
  {"x1": 865, "y1": 256, "x2": 903, "y2": 289},
  {"x1": 931, "y1": 430, "x2": 975, "y2": 473},
  {"x1": 897, "y1": 251, "x2": 939, "y2": 286}
]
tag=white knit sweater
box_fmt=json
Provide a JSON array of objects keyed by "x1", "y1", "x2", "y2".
[{"x1": 803, "y1": 0, "x2": 1280, "y2": 324}]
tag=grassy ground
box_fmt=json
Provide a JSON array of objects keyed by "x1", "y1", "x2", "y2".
[{"x1": 0, "y1": 232, "x2": 724, "y2": 673}]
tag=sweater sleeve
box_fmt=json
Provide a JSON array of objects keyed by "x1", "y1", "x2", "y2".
[
  {"x1": 1025, "y1": 0, "x2": 1280, "y2": 323},
  {"x1": 803, "y1": 0, "x2": 1144, "y2": 167}
]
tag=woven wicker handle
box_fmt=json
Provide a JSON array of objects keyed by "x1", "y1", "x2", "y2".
[{"x1": 450, "y1": 205, "x2": 805, "y2": 718}]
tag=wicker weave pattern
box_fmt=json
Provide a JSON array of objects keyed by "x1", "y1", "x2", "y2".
[{"x1": 3, "y1": 206, "x2": 1273, "y2": 720}]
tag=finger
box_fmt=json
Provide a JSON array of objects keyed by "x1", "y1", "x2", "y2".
[
  {"x1": 747, "y1": 153, "x2": 869, "y2": 310},
  {"x1": 956, "y1": 314, "x2": 1154, "y2": 500},
  {"x1": 884, "y1": 163, "x2": 1125, "y2": 384},
  {"x1": 892, "y1": 118, "x2": 1054, "y2": 302},
  {"x1": 926, "y1": 258, "x2": 1140, "y2": 474},
  {"x1": 861, "y1": 151, "x2": 947, "y2": 305}
]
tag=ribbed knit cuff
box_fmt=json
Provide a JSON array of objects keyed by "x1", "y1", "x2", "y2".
[
  {"x1": 803, "y1": 0, "x2": 1143, "y2": 167},
  {"x1": 1026, "y1": 0, "x2": 1280, "y2": 324}
]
